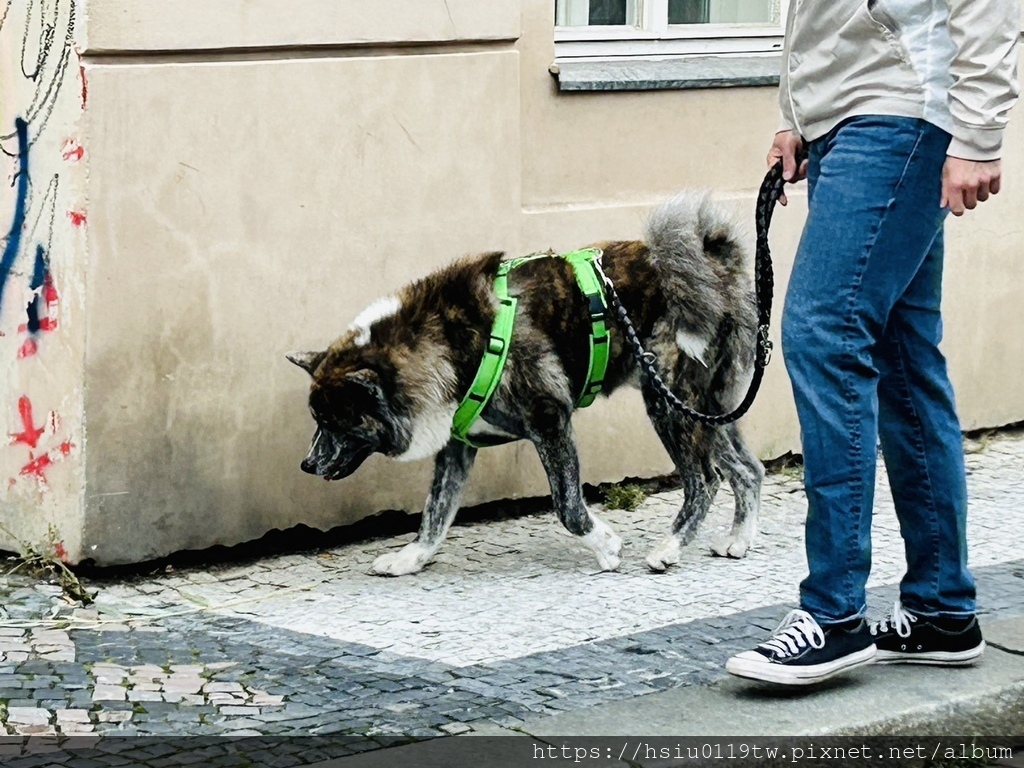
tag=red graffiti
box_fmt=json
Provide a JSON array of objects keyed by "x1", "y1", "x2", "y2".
[
  {"x1": 9, "y1": 396, "x2": 45, "y2": 448},
  {"x1": 67, "y1": 210, "x2": 87, "y2": 227},
  {"x1": 17, "y1": 338, "x2": 38, "y2": 359},
  {"x1": 61, "y1": 139, "x2": 84, "y2": 162},
  {"x1": 18, "y1": 318, "x2": 57, "y2": 334},
  {"x1": 7, "y1": 394, "x2": 73, "y2": 486},
  {"x1": 20, "y1": 452, "x2": 53, "y2": 480},
  {"x1": 44, "y1": 274, "x2": 59, "y2": 305},
  {"x1": 16, "y1": 442, "x2": 75, "y2": 484},
  {"x1": 35, "y1": 318, "x2": 57, "y2": 332},
  {"x1": 18, "y1": 273, "x2": 62, "y2": 353}
]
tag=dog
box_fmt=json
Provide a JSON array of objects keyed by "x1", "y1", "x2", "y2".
[{"x1": 287, "y1": 192, "x2": 764, "y2": 576}]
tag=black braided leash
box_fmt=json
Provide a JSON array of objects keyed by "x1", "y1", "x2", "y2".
[{"x1": 598, "y1": 162, "x2": 787, "y2": 425}]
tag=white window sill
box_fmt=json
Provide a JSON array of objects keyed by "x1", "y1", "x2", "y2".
[{"x1": 551, "y1": 54, "x2": 782, "y2": 92}]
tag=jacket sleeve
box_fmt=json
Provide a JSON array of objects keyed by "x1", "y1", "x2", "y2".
[
  {"x1": 777, "y1": 2, "x2": 798, "y2": 134},
  {"x1": 778, "y1": 63, "x2": 797, "y2": 133},
  {"x1": 946, "y1": 0, "x2": 1021, "y2": 160}
]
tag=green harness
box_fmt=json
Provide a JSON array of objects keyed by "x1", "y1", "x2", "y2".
[{"x1": 451, "y1": 248, "x2": 610, "y2": 448}]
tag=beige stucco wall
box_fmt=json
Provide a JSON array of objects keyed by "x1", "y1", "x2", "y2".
[
  {"x1": 81, "y1": 50, "x2": 523, "y2": 561},
  {"x1": 2, "y1": 0, "x2": 1021, "y2": 564}
]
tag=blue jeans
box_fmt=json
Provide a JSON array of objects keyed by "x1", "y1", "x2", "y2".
[{"x1": 782, "y1": 115, "x2": 975, "y2": 624}]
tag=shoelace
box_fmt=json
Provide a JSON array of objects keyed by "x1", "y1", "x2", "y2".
[
  {"x1": 870, "y1": 601, "x2": 917, "y2": 638},
  {"x1": 758, "y1": 609, "x2": 825, "y2": 658}
]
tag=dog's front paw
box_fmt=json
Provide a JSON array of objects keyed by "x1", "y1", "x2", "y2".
[
  {"x1": 582, "y1": 515, "x2": 622, "y2": 572},
  {"x1": 646, "y1": 535, "x2": 681, "y2": 572},
  {"x1": 370, "y1": 543, "x2": 434, "y2": 576},
  {"x1": 710, "y1": 531, "x2": 753, "y2": 559}
]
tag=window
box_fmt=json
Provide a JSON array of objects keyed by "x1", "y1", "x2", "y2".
[{"x1": 554, "y1": 0, "x2": 788, "y2": 61}]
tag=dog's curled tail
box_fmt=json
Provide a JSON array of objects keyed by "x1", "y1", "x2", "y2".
[{"x1": 643, "y1": 190, "x2": 746, "y2": 271}]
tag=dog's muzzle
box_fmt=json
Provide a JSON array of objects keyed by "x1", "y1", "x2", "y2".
[{"x1": 301, "y1": 428, "x2": 373, "y2": 481}]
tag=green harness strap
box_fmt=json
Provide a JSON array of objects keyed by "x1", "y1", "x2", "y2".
[
  {"x1": 451, "y1": 248, "x2": 609, "y2": 448},
  {"x1": 564, "y1": 248, "x2": 610, "y2": 408}
]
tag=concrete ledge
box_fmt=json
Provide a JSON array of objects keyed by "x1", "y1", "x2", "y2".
[
  {"x1": 552, "y1": 55, "x2": 782, "y2": 92},
  {"x1": 83, "y1": 0, "x2": 522, "y2": 54},
  {"x1": 515, "y1": 640, "x2": 1024, "y2": 740},
  {"x1": 313, "y1": 624, "x2": 1024, "y2": 766}
]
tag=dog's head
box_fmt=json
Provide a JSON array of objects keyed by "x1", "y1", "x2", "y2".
[{"x1": 287, "y1": 349, "x2": 404, "y2": 480}]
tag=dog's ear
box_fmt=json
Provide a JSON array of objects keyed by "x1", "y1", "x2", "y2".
[{"x1": 286, "y1": 350, "x2": 326, "y2": 376}]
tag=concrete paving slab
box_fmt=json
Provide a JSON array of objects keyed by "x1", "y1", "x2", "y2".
[
  {"x1": 516, "y1": 647, "x2": 1024, "y2": 740},
  {"x1": 987, "y1": 617, "x2": 1024, "y2": 654}
]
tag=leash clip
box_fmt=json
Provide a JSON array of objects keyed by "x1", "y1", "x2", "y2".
[{"x1": 757, "y1": 324, "x2": 773, "y2": 366}]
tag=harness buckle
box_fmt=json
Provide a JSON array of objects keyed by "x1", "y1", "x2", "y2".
[{"x1": 488, "y1": 336, "x2": 506, "y2": 355}]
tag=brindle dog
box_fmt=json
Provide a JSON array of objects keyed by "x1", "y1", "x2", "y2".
[{"x1": 288, "y1": 192, "x2": 763, "y2": 575}]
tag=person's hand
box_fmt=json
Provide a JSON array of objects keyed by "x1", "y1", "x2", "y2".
[
  {"x1": 767, "y1": 130, "x2": 807, "y2": 206},
  {"x1": 942, "y1": 157, "x2": 1002, "y2": 216}
]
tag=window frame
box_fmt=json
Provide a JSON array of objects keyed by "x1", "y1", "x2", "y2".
[{"x1": 554, "y1": 0, "x2": 789, "y2": 61}]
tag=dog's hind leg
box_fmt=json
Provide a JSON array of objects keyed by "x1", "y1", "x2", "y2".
[
  {"x1": 370, "y1": 441, "x2": 477, "y2": 576},
  {"x1": 642, "y1": 394, "x2": 721, "y2": 572},
  {"x1": 529, "y1": 411, "x2": 622, "y2": 572},
  {"x1": 709, "y1": 424, "x2": 763, "y2": 559}
]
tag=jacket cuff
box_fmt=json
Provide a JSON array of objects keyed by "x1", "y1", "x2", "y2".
[{"x1": 948, "y1": 126, "x2": 1004, "y2": 161}]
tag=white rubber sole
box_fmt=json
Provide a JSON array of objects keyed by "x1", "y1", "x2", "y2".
[
  {"x1": 726, "y1": 645, "x2": 877, "y2": 686},
  {"x1": 875, "y1": 640, "x2": 985, "y2": 666}
]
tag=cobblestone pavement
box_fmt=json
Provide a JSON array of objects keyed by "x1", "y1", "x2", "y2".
[{"x1": 0, "y1": 429, "x2": 1022, "y2": 762}]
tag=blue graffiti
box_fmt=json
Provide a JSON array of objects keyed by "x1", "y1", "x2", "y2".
[
  {"x1": 0, "y1": 117, "x2": 29, "y2": 315},
  {"x1": 26, "y1": 244, "x2": 48, "y2": 334}
]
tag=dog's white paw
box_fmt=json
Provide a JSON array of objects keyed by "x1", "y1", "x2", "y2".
[
  {"x1": 646, "y1": 535, "x2": 681, "y2": 572},
  {"x1": 370, "y1": 543, "x2": 434, "y2": 576},
  {"x1": 710, "y1": 530, "x2": 754, "y2": 559},
  {"x1": 581, "y1": 515, "x2": 622, "y2": 572}
]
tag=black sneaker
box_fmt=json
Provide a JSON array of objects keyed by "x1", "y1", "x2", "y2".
[
  {"x1": 870, "y1": 601, "x2": 985, "y2": 665},
  {"x1": 726, "y1": 609, "x2": 876, "y2": 685}
]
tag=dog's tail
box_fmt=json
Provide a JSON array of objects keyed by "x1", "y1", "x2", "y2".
[
  {"x1": 643, "y1": 190, "x2": 746, "y2": 272},
  {"x1": 642, "y1": 190, "x2": 757, "y2": 379}
]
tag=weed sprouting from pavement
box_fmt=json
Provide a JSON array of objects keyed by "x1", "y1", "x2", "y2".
[
  {"x1": 0, "y1": 523, "x2": 94, "y2": 604},
  {"x1": 603, "y1": 483, "x2": 649, "y2": 511}
]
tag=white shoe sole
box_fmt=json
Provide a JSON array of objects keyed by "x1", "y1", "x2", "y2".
[
  {"x1": 726, "y1": 645, "x2": 877, "y2": 686},
  {"x1": 875, "y1": 640, "x2": 985, "y2": 666}
]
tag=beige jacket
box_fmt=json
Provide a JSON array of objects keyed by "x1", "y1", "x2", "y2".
[{"x1": 780, "y1": 0, "x2": 1021, "y2": 160}]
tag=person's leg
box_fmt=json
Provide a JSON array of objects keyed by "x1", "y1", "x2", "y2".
[
  {"x1": 876, "y1": 228, "x2": 974, "y2": 617},
  {"x1": 728, "y1": 116, "x2": 950, "y2": 684},
  {"x1": 870, "y1": 229, "x2": 984, "y2": 664},
  {"x1": 785, "y1": 116, "x2": 950, "y2": 624}
]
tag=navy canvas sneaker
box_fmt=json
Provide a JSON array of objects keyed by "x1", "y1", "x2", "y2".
[
  {"x1": 870, "y1": 601, "x2": 985, "y2": 665},
  {"x1": 726, "y1": 609, "x2": 877, "y2": 685}
]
